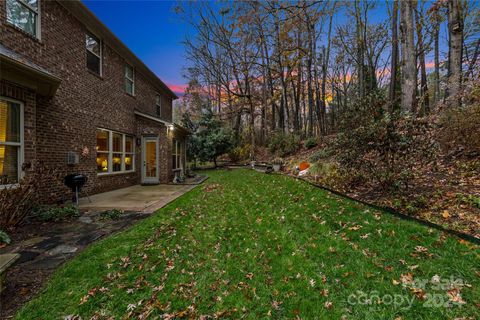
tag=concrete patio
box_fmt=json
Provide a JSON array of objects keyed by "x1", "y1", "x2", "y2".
[{"x1": 79, "y1": 183, "x2": 200, "y2": 213}]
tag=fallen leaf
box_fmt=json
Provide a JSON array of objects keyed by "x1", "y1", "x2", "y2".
[{"x1": 442, "y1": 210, "x2": 450, "y2": 219}]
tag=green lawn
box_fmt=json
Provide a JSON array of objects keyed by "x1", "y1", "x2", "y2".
[{"x1": 17, "y1": 170, "x2": 479, "y2": 319}]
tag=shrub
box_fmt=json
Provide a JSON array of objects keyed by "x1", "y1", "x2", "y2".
[
  {"x1": 36, "y1": 205, "x2": 79, "y2": 222},
  {"x1": 438, "y1": 104, "x2": 480, "y2": 157},
  {"x1": 335, "y1": 105, "x2": 437, "y2": 190},
  {"x1": 309, "y1": 162, "x2": 342, "y2": 185},
  {"x1": 0, "y1": 230, "x2": 10, "y2": 245},
  {"x1": 304, "y1": 137, "x2": 317, "y2": 149},
  {"x1": 0, "y1": 164, "x2": 60, "y2": 228},
  {"x1": 272, "y1": 157, "x2": 284, "y2": 165},
  {"x1": 229, "y1": 144, "x2": 251, "y2": 163},
  {"x1": 309, "y1": 148, "x2": 334, "y2": 162},
  {"x1": 268, "y1": 132, "x2": 301, "y2": 156},
  {"x1": 101, "y1": 209, "x2": 124, "y2": 220}
]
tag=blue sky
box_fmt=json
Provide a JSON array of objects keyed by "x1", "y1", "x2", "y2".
[
  {"x1": 83, "y1": 0, "x2": 189, "y2": 95},
  {"x1": 82, "y1": 1, "x2": 451, "y2": 96}
]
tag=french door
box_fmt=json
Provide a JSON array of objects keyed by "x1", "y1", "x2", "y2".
[{"x1": 141, "y1": 136, "x2": 159, "y2": 184}]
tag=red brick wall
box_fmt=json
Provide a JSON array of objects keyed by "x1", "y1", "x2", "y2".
[{"x1": 0, "y1": 0, "x2": 176, "y2": 201}]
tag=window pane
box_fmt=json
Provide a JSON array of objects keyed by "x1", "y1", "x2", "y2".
[
  {"x1": 172, "y1": 155, "x2": 177, "y2": 169},
  {"x1": 87, "y1": 51, "x2": 100, "y2": 74},
  {"x1": 112, "y1": 133, "x2": 122, "y2": 152},
  {"x1": 125, "y1": 65, "x2": 133, "y2": 79},
  {"x1": 112, "y1": 153, "x2": 122, "y2": 172},
  {"x1": 6, "y1": 0, "x2": 37, "y2": 36},
  {"x1": 86, "y1": 34, "x2": 100, "y2": 55},
  {"x1": 96, "y1": 153, "x2": 108, "y2": 173},
  {"x1": 156, "y1": 95, "x2": 161, "y2": 106},
  {"x1": 0, "y1": 145, "x2": 19, "y2": 184},
  {"x1": 125, "y1": 79, "x2": 134, "y2": 95},
  {"x1": 0, "y1": 99, "x2": 21, "y2": 143},
  {"x1": 172, "y1": 139, "x2": 177, "y2": 154},
  {"x1": 22, "y1": 0, "x2": 38, "y2": 10},
  {"x1": 125, "y1": 136, "x2": 133, "y2": 153},
  {"x1": 96, "y1": 130, "x2": 109, "y2": 152},
  {"x1": 125, "y1": 154, "x2": 133, "y2": 171}
]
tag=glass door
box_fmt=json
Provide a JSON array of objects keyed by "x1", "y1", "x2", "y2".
[{"x1": 141, "y1": 136, "x2": 159, "y2": 184}]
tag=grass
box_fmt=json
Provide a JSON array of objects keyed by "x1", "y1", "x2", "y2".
[{"x1": 17, "y1": 169, "x2": 479, "y2": 319}]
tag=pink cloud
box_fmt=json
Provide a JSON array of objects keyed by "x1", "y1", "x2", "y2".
[
  {"x1": 425, "y1": 60, "x2": 435, "y2": 70},
  {"x1": 167, "y1": 83, "x2": 187, "y2": 95}
]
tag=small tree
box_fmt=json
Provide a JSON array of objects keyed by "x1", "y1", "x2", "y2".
[
  {"x1": 185, "y1": 110, "x2": 233, "y2": 167},
  {"x1": 197, "y1": 111, "x2": 234, "y2": 167}
]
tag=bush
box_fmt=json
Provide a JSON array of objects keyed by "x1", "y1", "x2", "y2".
[
  {"x1": 228, "y1": 144, "x2": 251, "y2": 163},
  {"x1": 0, "y1": 230, "x2": 10, "y2": 245},
  {"x1": 268, "y1": 132, "x2": 301, "y2": 156},
  {"x1": 309, "y1": 148, "x2": 334, "y2": 162},
  {"x1": 36, "y1": 205, "x2": 79, "y2": 222},
  {"x1": 335, "y1": 99, "x2": 437, "y2": 190},
  {"x1": 304, "y1": 137, "x2": 317, "y2": 149},
  {"x1": 0, "y1": 164, "x2": 59, "y2": 228},
  {"x1": 438, "y1": 104, "x2": 480, "y2": 157},
  {"x1": 100, "y1": 209, "x2": 124, "y2": 220}
]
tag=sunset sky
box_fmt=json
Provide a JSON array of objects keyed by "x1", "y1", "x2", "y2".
[{"x1": 83, "y1": 1, "x2": 447, "y2": 97}]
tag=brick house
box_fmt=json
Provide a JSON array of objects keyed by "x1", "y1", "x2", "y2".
[{"x1": 0, "y1": 0, "x2": 188, "y2": 202}]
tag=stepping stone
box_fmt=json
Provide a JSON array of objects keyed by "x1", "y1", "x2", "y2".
[
  {"x1": 15, "y1": 251, "x2": 41, "y2": 265},
  {"x1": 79, "y1": 216, "x2": 93, "y2": 224},
  {"x1": 76, "y1": 232, "x2": 105, "y2": 246},
  {"x1": 48, "y1": 245, "x2": 78, "y2": 256},
  {"x1": 20, "y1": 237, "x2": 48, "y2": 248},
  {"x1": 33, "y1": 237, "x2": 61, "y2": 250}
]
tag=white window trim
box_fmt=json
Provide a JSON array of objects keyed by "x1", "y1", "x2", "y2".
[
  {"x1": 125, "y1": 64, "x2": 135, "y2": 95},
  {"x1": 6, "y1": 0, "x2": 41, "y2": 40},
  {"x1": 172, "y1": 139, "x2": 183, "y2": 171},
  {"x1": 86, "y1": 32, "x2": 102, "y2": 76},
  {"x1": 0, "y1": 96, "x2": 24, "y2": 187},
  {"x1": 96, "y1": 128, "x2": 135, "y2": 176}
]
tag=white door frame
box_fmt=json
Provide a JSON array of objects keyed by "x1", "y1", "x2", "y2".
[{"x1": 141, "y1": 136, "x2": 159, "y2": 184}]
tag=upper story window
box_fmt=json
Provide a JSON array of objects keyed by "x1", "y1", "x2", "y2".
[
  {"x1": 0, "y1": 97, "x2": 23, "y2": 186},
  {"x1": 86, "y1": 32, "x2": 101, "y2": 75},
  {"x1": 6, "y1": 0, "x2": 40, "y2": 38},
  {"x1": 156, "y1": 94, "x2": 162, "y2": 117},
  {"x1": 125, "y1": 64, "x2": 135, "y2": 95}
]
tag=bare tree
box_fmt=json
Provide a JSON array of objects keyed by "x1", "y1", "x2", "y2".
[
  {"x1": 400, "y1": 0, "x2": 417, "y2": 113},
  {"x1": 446, "y1": 0, "x2": 464, "y2": 107}
]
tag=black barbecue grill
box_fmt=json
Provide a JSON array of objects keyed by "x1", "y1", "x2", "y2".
[{"x1": 64, "y1": 174, "x2": 90, "y2": 205}]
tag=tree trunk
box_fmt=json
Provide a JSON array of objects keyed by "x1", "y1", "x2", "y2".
[
  {"x1": 399, "y1": 0, "x2": 417, "y2": 113},
  {"x1": 415, "y1": 6, "x2": 429, "y2": 115},
  {"x1": 433, "y1": 15, "x2": 440, "y2": 105},
  {"x1": 389, "y1": 0, "x2": 399, "y2": 111},
  {"x1": 355, "y1": 0, "x2": 365, "y2": 99},
  {"x1": 447, "y1": 0, "x2": 464, "y2": 108}
]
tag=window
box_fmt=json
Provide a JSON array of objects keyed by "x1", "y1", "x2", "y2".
[
  {"x1": 96, "y1": 129, "x2": 134, "y2": 174},
  {"x1": 86, "y1": 32, "x2": 101, "y2": 75},
  {"x1": 6, "y1": 0, "x2": 39, "y2": 38},
  {"x1": 156, "y1": 94, "x2": 162, "y2": 117},
  {"x1": 172, "y1": 139, "x2": 183, "y2": 170},
  {"x1": 125, "y1": 64, "x2": 134, "y2": 95},
  {"x1": 0, "y1": 98, "x2": 23, "y2": 185}
]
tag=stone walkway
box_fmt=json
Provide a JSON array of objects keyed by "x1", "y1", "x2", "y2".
[{"x1": 0, "y1": 178, "x2": 205, "y2": 319}]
